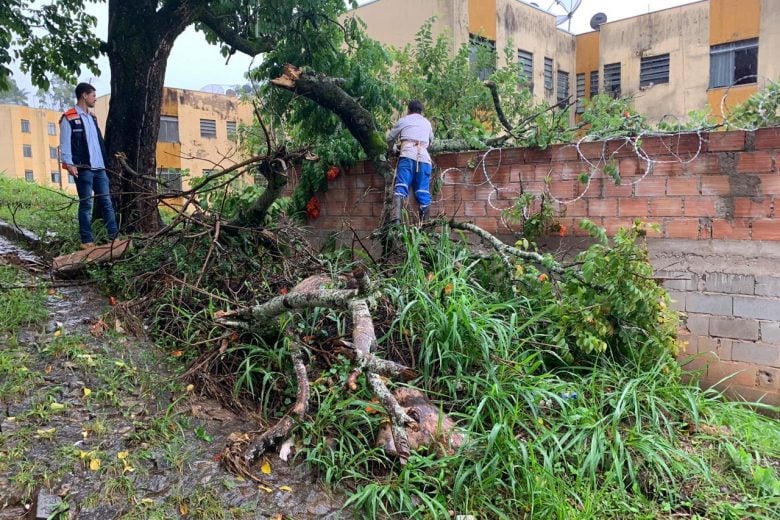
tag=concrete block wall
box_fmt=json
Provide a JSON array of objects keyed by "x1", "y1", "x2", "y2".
[{"x1": 306, "y1": 129, "x2": 780, "y2": 405}]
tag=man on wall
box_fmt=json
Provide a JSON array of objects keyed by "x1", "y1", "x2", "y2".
[{"x1": 387, "y1": 99, "x2": 434, "y2": 223}]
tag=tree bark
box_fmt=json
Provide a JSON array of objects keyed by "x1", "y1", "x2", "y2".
[{"x1": 104, "y1": 0, "x2": 201, "y2": 232}]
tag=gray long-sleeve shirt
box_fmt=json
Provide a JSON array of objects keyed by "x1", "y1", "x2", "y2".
[
  {"x1": 386, "y1": 113, "x2": 434, "y2": 165},
  {"x1": 59, "y1": 105, "x2": 105, "y2": 169}
]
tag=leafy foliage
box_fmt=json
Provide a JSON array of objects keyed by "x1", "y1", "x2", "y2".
[{"x1": 0, "y1": 0, "x2": 101, "y2": 90}]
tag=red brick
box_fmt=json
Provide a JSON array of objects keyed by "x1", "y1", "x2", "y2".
[
  {"x1": 758, "y1": 174, "x2": 780, "y2": 194},
  {"x1": 456, "y1": 152, "x2": 478, "y2": 168},
  {"x1": 651, "y1": 159, "x2": 686, "y2": 176},
  {"x1": 511, "y1": 164, "x2": 536, "y2": 183},
  {"x1": 603, "y1": 181, "x2": 634, "y2": 197},
  {"x1": 683, "y1": 197, "x2": 717, "y2": 217},
  {"x1": 754, "y1": 128, "x2": 780, "y2": 150},
  {"x1": 737, "y1": 151, "x2": 774, "y2": 173},
  {"x1": 558, "y1": 198, "x2": 588, "y2": 217},
  {"x1": 685, "y1": 155, "x2": 721, "y2": 175},
  {"x1": 464, "y1": 201, "x2": 487, "y2": 217},
  {"x1": 712, "y1": 219, "x2": 752, "y2": 240},
  {"x1": 734, "y1": 198, "x2": 771, "y2": 218},
  {"x1": 474, "y1": 217, "x2": 498, "y2": 233},
  {"x1": 581, "y1": 178, "x2": 604, "y2": 198},
  {"x1": 667, "y1": 178, "x2": 699, "y2": 196},
  {"x1": 665, "y1": 219, "x2": 700, "y2": 239},
  {"x1": 643, "y1": 221, "x2": 665, "y2": 238},
  {"x1": 551, "y1": 144, "x2": 579, "y2": 161},
  {"x1": 751, "y1": 219, "x2": 780, "y2": 240},
  {"x1": 577, "y1": 141, "x2": 607, "y2": 160},
  {"x1": 588, "y1": 199, "x2": 618, "y2": 217},
  {"x1": 618, "y1": 157, "x2": 641, "y2": 177},
  {"x1": 634, "y1": 177, "x2": 667, "y2": 196},
  {"x1": 706, "y1": 131, "x2": 746, "y2": 152},
  {"x1": 701, "y1": 176, "x2": 731, "y2": 196},
  {"x1": 641, "y1": 133, "x2": 703, "y2": 156},
  {"x1": 602, "y1": 217, "x2": 635, "y2": 236},
  {"x1": 525, "y1": 148, "x2": 553, "y2": 163},
  {"x1": 651, "y1": 198, "x2": 683, "y2": 217},
  {"x1": 434, "y1": 154, "x2": 458, "y2": 168},
  {"x1": 455, "y1": 187, "x2": 477, "y2": 202},
  {"x1": 371, "y1": 203, "x2": 385, "y2": 217},
  {"x1": 522, "y1": 181, "x2": 545, "y2": 196},
  {"x1": 619, "y1": 199, "x2": 649, "y2": 217},
  {"x1": 548, "y1": 180, "x2": 578, "y2": 200}
]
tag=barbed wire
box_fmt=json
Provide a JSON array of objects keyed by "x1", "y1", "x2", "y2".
[{"x1": 431, "y1": 77, "x2": 779, "y2": 233}]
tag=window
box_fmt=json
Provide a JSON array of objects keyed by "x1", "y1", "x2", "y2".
[
  {"x1": 200, "y1": 119, "x2": 217, "y2": 138},
  {"x1": 469, "y1": 34, "x2": 496, "y2": 81},
  {"x1": 709, "y1": 38, "x2": 758, "y2": 88},
  {"x1": 604, "y1": 62, "x2": 621, "y2": 98},
  {"x1": 158, "y1": 168, "x2": 183, "y2": 193},
  {"x1": 557, "y1": 70, "x2": 570, "y2": 104},
  {"x1": 159, "y1": 116, "x2": 179, "y2": 142},
  {"x1": 49, "y1": 146, "x2": 58, "y2": 159},
  {"x1": 590, "y1": 70, "x2": 599, "y2": 98},
  {"x1": 544, "y1": 58, "x2": 554, "y2": 94},
  {"x1": 51, "y1": 171, "x2": 61, "y2": 184},
  {"x1": 47, "y1": 122, "x2": 57, "y2": 136},
  {"x1": 518, "y1": 49, "x2": 533, "y2": 87},
  {"x1": 576, "y1": 73, "x2": 586, "y2": 113},
  {"x1": 226, "y1": 121, "x2": 237, "y2": 137},
  {"x1": 24, "y1": 170, "x2": 34, "y2": 182},
  {"x1": 21, "y1": 119, "x2": 30, "y2": 133},
  {"x1": 68, "y1": 174, "x2": 76, "y2": 185},
  {"x1": 23, "y1": 144, "x2": 32, "y2": 158},
  {"x1": 640, "y1": 53, "x2": 670, "y2": 87}
]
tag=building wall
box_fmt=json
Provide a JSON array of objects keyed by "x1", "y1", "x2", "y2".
[
  {"x1": 303, "y1": 128, "x2": 780, "y2": 405},
  {"x1": 584, "y1": 2, "x2": 711, "y2": 123},
  {"x1": 0, "y1": 105, "x2": 70, "y2": 192},
  {"x1": 760, "y1": 0, "x2": 780, "y2": 82},
  {"x1": 94, "y1": 88, "x2": 254, "y2": 190},
  {"x1": 496, "y1": 0, "x2": 576, "y2": 102}
]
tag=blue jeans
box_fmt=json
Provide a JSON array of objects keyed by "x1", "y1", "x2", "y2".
[
  {"x1": 394, "y1": 158, "x2": 432, "y2": 209},
  {"x1": 75, "y1": 169, "x2": 118, "y2": 244}
]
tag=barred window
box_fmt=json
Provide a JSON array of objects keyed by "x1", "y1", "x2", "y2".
[
  {"x1": 544, "y1": 57, "x2": 554, "y2": 94},
  {"x1": 158, "y1": 168, "x2": 183, "y2": 193},
  {"x1": 200, "y1": 119, "x2": 217, "y2": 138},
  {"x1": 21, "y1": 119, "x2": 30, "y2": 133},
  {"x1": 159, "y1": 116, "x2": 179, "y2": 143},
  {"x1": 469, "y1": 34, "x2": 496, "y2": 81},
  {"x1": 709, "y1": 39, "x2": 758, "y2": 88},
  {"x1": 557, "y1": 70, "x2": 569, "y2": 104},
  {"x1": 23, "y1": 144, "x2": 32, "y2": 158},
  {"x1": 518, "y1": 49, "x2": 533, "y2": 87},
  {"x1": 24, "y1": 170, "x2": 34, "y2": 182},
  {"x1": 640, "y1": 53, "x2": 670, "y2": 87},
  {"x1": 576, "y1": 73, "x2": 586, "y2": 113},
  {"x1": 226, "y1": 121, "x2": 237, "y2": 137},
  {"x1": 604, "y1": 62, "x2": 621, "y2": 98},
  {"x1": 589, "y1": 70, "x2": 599, "y2": 98}
]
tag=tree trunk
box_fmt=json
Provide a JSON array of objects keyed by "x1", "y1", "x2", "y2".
[{"x1": 104, "y1": 0, "x2": 199, "y2": 233}]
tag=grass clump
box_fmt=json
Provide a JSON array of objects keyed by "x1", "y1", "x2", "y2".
[{"x1": 0, "y1": 265, "x2": 48, "y2": 332}]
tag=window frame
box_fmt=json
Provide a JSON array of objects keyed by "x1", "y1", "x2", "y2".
[
  {"x1": 589, "y1": 70, "x2": 599, "y2": 98},
  {"x1": 518, "y1": 49, "x2": 534, "y2": 88},
  {"x1": 47, "y1": 122, "x2": 57, "y2": 136},
  {"x1": 159, "y1": 115, "x2": 180, "y2": 143},
  {"x1": 640, "y1": 53, "x2": 670, "y2": 87},
  {"x1": 469, "y1": 34, "x2": 497, "y2": 81},
  {"x1": 576, "y1": 73, "x2": 586, "y2": 113},
  {"x1": 709, "y1": 38, "x2": 758, "y2": 89},
  {"x1": 158, "y1": 167, "x2": 183, "y2": 193},
  {"x1": 603, "y1": 62, "x2": 622, "y2": 98},
  {"x1": 226, "y1": 121, "x2": 237, "y2": 137},
  {"x1": 544, "y1": 57, "x2": 554, "y2": 94},
  {"x1": 199, "y1": 118, "x2": 217, "y2": 139},
  {"x1": 557, "y1": 70, "x2": 570, "y2": 104},
  {"x1": 24, "y1": 170, "x2": 34, "y2": 182},
  {"x1": 49, "y1": 146, "x2": 58, "y2": 160},
  {"x1": 23, "y1": 144, "x2": 32, "y2": 158},
  {"x1": 21, "y1": 119, "x2": 30, "y2": 133},
  {"x1": 50, "y1": 171, "x2": 61, "y2": 184}
]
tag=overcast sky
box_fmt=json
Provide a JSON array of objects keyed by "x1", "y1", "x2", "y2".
[{"x1": 12, "y1": 0, "x2": 701, "y2": 101}]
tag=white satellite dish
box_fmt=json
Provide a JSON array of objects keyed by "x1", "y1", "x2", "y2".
[{"x1": 548, "y1": 0, "x2": 582, "y2": 31}]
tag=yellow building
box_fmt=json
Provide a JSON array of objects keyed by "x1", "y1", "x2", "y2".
[
  {"x1": 0, "y1": 104, "x2": 71, "y2": 191},
  {"x1": 93, "y1": 87, "x2": 255, "y2": 193},
  {"x1": 350, "y1": 0, "x2": 780, "y2": 122}
]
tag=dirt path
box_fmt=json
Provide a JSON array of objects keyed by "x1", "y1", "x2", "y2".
[{"x1": 0, "y1": 236, "x2": 349, "y2": 519}]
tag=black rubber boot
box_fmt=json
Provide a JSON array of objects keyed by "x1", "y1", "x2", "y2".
[{"x1": 391, "y1": 195, "x2": 404, "y2": 224}]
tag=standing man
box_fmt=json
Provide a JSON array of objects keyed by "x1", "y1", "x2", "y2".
[
  {"x1": 387, "y1": 99, "x2": 434, "y2": 223},
  {"x1": 60, "y1": 83, "x2": 118, "y2": 249}
]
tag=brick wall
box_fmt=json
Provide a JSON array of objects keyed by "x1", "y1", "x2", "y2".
[{"x1": 308, "y1": 128, "x2": 780, "y2": 405}]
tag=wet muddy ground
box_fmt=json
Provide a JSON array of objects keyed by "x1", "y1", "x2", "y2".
[{"x1": 0, "y1": 236, "x2": 349, "y2": 519}]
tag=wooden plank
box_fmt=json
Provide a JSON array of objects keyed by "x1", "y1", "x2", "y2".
[{"x1": 53, "y1": 239, "x2": 132, "y2": 274}]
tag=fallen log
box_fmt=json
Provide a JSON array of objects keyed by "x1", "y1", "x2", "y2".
[{"x1": 52, "y1": 239, "x2": 132, "y2": 275}]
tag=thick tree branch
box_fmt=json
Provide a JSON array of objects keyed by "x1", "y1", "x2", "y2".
[{"x1": 198, "y1": 7, "x2": 274, "y2": 56}]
